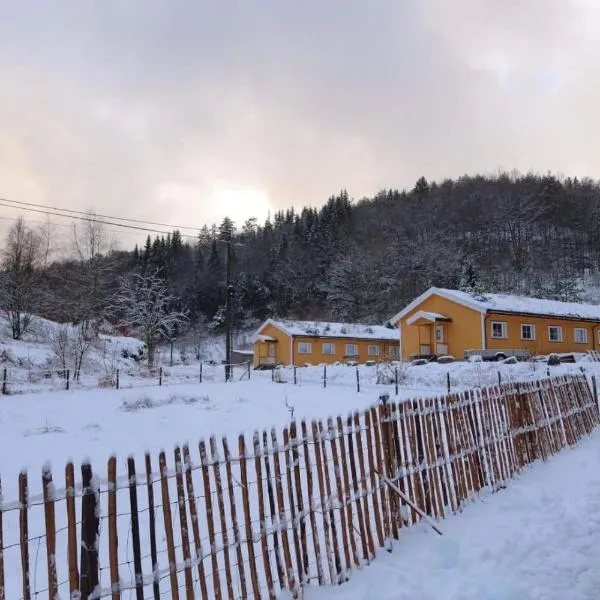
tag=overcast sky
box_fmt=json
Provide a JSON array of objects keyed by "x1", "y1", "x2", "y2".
[{"x1": 1, "y1": 0, "x2": 600, "y2": 244}]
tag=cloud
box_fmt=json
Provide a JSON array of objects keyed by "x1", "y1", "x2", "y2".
[{"x1": 1, "y1": 0, "x2": 599, "y2": 242}]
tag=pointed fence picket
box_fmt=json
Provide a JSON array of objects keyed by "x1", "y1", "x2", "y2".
[{"x1": 0, "y1": 373, "x2": 598, "y2": 599}]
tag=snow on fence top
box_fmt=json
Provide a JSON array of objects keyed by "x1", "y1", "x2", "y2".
[{"x1": 270, "y1": 319, "x2": 399, "y2": 340}]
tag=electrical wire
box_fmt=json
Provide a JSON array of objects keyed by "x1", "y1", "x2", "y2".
[
  {"x1": 0, "y1": 197, "x2": 203, "y2": 232},
  {"x1": 0, "y1": 200, "x2": 199, "y2": 239}
]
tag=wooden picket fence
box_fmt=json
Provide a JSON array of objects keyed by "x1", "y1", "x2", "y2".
[{"x1": 0, "y1": 373, "x2": 597, "y2": 600}]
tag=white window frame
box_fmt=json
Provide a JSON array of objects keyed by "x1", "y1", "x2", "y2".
[
  {"x1": 491, "y1": 321, "x2": 508, "y2": 339},
  {"x1": 389, "y1": 345, "x2": 400, "y2": 357},
  {"x1": 548, "y1": 326, "x2": 563, "y2": 342},
  {"x1": 368, "y1": 344, "x2": 380, "y2": 357},
  {"x1": 435, "y1": 325, "x2": 444, "y2": 343},
  {"x1": 520, "y1": 324, "x2": 536, "y2": 341},
  {"x1": 298, "y1": 342, "x2": 312, "y2": 354},
  {"x1": 345, "y1": 343, "x2": 359, "y2": 357},
  {"x1": 322, "y1": 342, "x2": 336, "y2": 355},
  {"x1": 574, "y1": 328, "x2": 588, "y2": 344}
]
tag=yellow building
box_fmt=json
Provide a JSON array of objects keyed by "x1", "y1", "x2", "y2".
[
  {"x1": 252, "y1": 319, "x2": 399, "y2": 368},
  {"x1": 390, "y1": 287, "x2": 600, "y2": 360}
]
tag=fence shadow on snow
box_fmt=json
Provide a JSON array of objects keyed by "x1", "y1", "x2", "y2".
[{"x1": 0, "y1": 373, "x2": 597, "y2": 599}]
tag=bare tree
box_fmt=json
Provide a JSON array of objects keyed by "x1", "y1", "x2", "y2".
[
  {"x1": 0, "y1": 218, "x2": 42, "y2": 339},
  {"x1": 71, "y1": 210, "x2": 115, "y2": 330},
  {"x1": 110, "y1": 271, "x2": 188, "y2": 368}
]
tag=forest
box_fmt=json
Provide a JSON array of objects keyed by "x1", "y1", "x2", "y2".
[{"x1": 2, "y1": 171, "x2": 600, "y2": 344}]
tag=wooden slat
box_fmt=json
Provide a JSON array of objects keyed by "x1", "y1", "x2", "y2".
[
  {"x1": 199, "y1": 440, "x2": 222, "y2": 600},
  {"x1": 270, "y1": 429, "x2": 296, "y2": 594},
  {"x1": 370, "y1": 407, "x2": 391, "y2": 545},
  {"x1": 239, "y1": 434, "x2": 261, "y2": 599},
  {"x1": 301, "y1": 420, "x2": 324, "y2": 584},
  {"x1": 283, "y1": 427, "x2": 304, "y2": 580},
  {"x1": 262, "y1": 431, "x2": 286, "y2": 590},
  {"x1": 253, "y1": 432, "x2": 274, "y2": 598},
  {"x1": 394, "y1": 402, "x2": 415, "y2": 526},
  {"x1": 378, "y1": 402, "x2": 399, "y2": 537},
  {"x1": 145, "y1": 453, "x2": 161, "y2": 600},
  {"x1": 445, "y1": 395, "x2": 467, "y2": 508},
  {"x1": 107, "y1": 457, "x2": 120, "y2": 600},
  {"x1": 159, "y1": 451, "x2": 180, "y2": 600},
  {"x1": 65, "y1": 462, "x2": 79, "y2": 594},
  {"x1": 389, "y1": 403, "x2": 405, "y2": 525},
  {"x1": 312, "y1": 421, "x2": 336, "y2": 584},
  {"x1": 80, "y1": 463, "x2": 99, "y2": 600},
  {"x1": 364, "y1": 410, "x2": 384, "y2": 547},
  {"x1": 210, "y1": 437, "x2": 234, "y2": 600},
  {"x1": 318, "y1": 421, "x2": 344, "y2": 582},
  {"x1": 327, "y1": 417, "x2": 352, "y2": 574},
  {"x1": 19, "y1": 471, "x2": 30, "y2": 600},
  {"x1": 290, "y1": 421, "x2": 309, "y2": 582},
  {"x1": 222, "y1": 438, "x2": 248, "y2": 600},
  {"x1": 174, "y1": 448, "x2": 194, "y2": 600},
  {"x1": 346, "y1": 414, "x2": 369, "y2": 562},
  {"x1": 127, "y1": 457, "x2": 144, "y2": 600},
  {"x1": 42, "y1": 467, "x2": 58, "y2": 600},
  {"x1": 336, "y1": 416, "x2": 359, "y2": 567},
  {"x1": 354, "y1": 411, "x2": 376, "y2": 557}
]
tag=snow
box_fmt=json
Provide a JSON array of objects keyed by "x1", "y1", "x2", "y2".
[
  {"x1": 439, "y1": 287, "x2": 600, "y2": 321},
  {"x1": 2, "y1": 313, "x2": 600, "y2": 598},
  {"x1": 307, "y1": 429, "x2": 600, "y2": 600},
  {"x1": 262, "y1": 319, "x2": 399, "y2": 340}
]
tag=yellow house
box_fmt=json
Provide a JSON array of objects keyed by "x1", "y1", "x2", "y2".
[
  {"x1": 390, "y1": 287, "x2": 600, "y2": 360},
  {"x1": 252, "y1": 319, "x2": 399, "y2": 368}
]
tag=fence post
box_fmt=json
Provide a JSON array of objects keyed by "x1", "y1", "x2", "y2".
[
  {"x1": 271, "y1": 367, "x2": 275, "y2": 383},
  {"x1": 80, "y1": 463, "x2": 99, "y2": 600},
  {"x1": 116, "y1": 369, "x2": 120, "y2": 390},
  {"x1": 323, "y1": 364, "x2": 327, "y2": 389},
  {"x1": 159, "y1": 367, "x2": 162, "y2": 386},
  {"x1": 498, "y1": 371, "x2": 502, "y2": 386},
  {"x1": 592, "y1": 375, "x2": 598, "y2": 409},
  {"x1": 66, "y1": 369, "x2": 70, "y2": 391},
  {"x1": 2, "y1": 367, "x2": 6, "y2": 394},
  {"x1": 395, "y1": 367, "x2": 398, "y2": 396},
  {"x1": 356, "y1": 367, "x2": 360, "y2": 393},
  {"x1": 446, "y1": 372, "x2": 450, "y2": 394},
  {"x1": 247, "y1": 361, "x2": 251, "y2": 380},
  {"x1": 294, "y1": 366, "x2": 297, "y2": 385},
  {"x1": 199, "y1": 362, "x2": 203, "y2": 383}
]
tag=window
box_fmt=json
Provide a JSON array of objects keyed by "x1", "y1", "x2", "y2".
[
  {"x1": 574, "y1": 328, "x2": 588, "y2": 344},
  {"x1": 298, "y1": 342, "x2": 312, "y2": 354},
  {"x1": 345, "y1": 343, "x2": 359, "y2": 356},
  {"x1": 548, "y1": 326, "x2": 563, "y2": 342},
  {"x1": 521, "y1": 324, "x2": 536, "y2": 341},
  {"x1": 322, "y1": 342, "x2": 336, "y2": 355},
  {"x1": 435, "y1": 325, "x2": 444, "y2": 343},
  {"x1": 368, "y1": 344, "x2": 380, "y2": 356},
  {"x1": 491, "y1": 321, "x2": 508, "y2": 339},
  {"x1": 389, "y1": 345, "x2": 400, "y2": 357}
]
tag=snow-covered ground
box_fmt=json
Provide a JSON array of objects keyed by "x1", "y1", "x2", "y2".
[{"x1": 309, "y1": 429, "x2": 600, "y2": 600}]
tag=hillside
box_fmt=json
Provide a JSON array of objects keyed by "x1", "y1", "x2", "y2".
[{"x1": 4, "y1": 171, "x2": 600, "y2": 339}]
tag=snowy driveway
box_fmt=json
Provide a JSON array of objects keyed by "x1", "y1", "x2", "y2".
[{"x1": 309, "y1": 430, "x2": 600, "y2": 600}]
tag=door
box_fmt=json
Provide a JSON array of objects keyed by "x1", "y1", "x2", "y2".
[{"x1": 435, "y1": 325, "x2": 448, "y2": 355}]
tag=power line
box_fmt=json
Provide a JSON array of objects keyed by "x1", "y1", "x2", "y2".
[
  {"x1": 0, "y1": 197, "x2": 204, "y2": 233},
  {"x1": 0, "y1": 201, "x2": 199, "y2": 239}
]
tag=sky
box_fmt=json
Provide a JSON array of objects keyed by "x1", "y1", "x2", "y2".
[{"x1": 1, "y1": 0, "x2": 600, "y2": 246}]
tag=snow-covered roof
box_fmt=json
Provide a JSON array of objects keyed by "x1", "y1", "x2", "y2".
[
  {"x1": 262, "y1": 319, "x2": 399, "y2": 341},
  {"x1": 406, "y1": 311, "x2": 450, "y2": 325},
  {"x1": 391, "y1": 287, "x2": 600, "y2": 323}
]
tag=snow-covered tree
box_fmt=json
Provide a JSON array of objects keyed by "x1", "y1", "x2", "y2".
[
  {"x1": 0, "y1": 218, "x2": 43, "y2": 339},
  {"x1": 110, "y1": 271, "x2": 188, "y2": 367}
]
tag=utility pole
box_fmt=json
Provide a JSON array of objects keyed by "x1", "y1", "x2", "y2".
[{"x1": 225, "y1": 236, "x2": 234, "y2": 382}]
